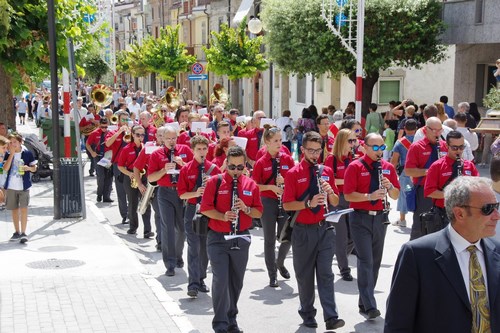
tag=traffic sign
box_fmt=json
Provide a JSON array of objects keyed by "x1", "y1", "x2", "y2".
[
  {"x1": 188, "y1": 74, "x2": 208, "y2": 81},
  {"x1": 191, "y1": 63, "x2": 204, "y2": 75}
]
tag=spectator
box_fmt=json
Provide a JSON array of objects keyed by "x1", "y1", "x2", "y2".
[{"x1": 439, "y1": 95, "x2": 455, "y2": 119}]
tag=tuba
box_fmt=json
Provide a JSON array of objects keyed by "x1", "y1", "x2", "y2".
[
  {"x1": 151, "y1": 108, "x2": 165, "y2": 128},
  {"x1": 212, "y1": 83, "x2": 228, "y2": 106},
  {"x1": 91, "y1": 84, "x2": 113, "y2": 107},
  {"x1": 160, "y1": 86, "x2": 180, "y2": 110}
]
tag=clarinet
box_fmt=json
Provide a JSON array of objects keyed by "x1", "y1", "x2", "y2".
[
  {"x1": 456, "y1": 154, "x2": 463, "y2": 176},
  {"x1": 315, "y1": 162, "x2": 335, "y2": 230},
  {"x1": 170, "y1": 145, "x2": 177, "y2": 184},
  {"x1": 230, "y1": 175, "x2": 240, "y2": 250},
  {"x1": 276, "y1": 155, "x2": 285, "y2": 219},
  {"x1": 196, "y1": 158, "x2": 205, "y2": 210},
  {"x1": 377, "y1": 157, "x2": 391, "y2": 224},
  {"x1": 352, "y1": 145, "x2": 357, "y2": 159}
]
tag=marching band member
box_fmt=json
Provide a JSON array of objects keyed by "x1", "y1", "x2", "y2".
[
  {"x1": 324, "y1": 129, "x2": 357, "y2": 281},
  {"x1": 253, "y1": 126, "x2": 295, "y2": 287},
  {"x1": 238, "y1": 111, "x2": 265, "y2": 168},
  {"x1": 178, "y1": 135, "x2": 221, "y2": 298},
  {"x1": 177, "y1": 113, "x2": 210, "y2": 147},
  {"x1": 282, "y1": 131, "x2": 344, "y2": 331},
  {"x1": 207, "y1": 121, "x2": 231, "y2": 161},
  {"x1": 175, "y1": 106, "x2": 190, "y2": 132},
  {"x1": 138, "y1": 111, "x2": 156, "y2": 143},
  {"x1": 105, "y1": 111, "x2": 131, "y2": 224},
  {"x1": 117, "y1": 125, "x2": 153, "y2": 238},
  {"x1": 316, "y1": 114, "x2": 335, "y2": 163},
  {"x1": 343, "y1": 133, "x2": 400, "y2": 319},
  {"x1": 208, "y1": 104, "x2": 226, "y2": 133},
  {"x1": 212, "y1": 137, "x2": 236, "y2": 172},
  {"x1": 200, "y1": 115, "x2": 217, "y2": 142},
  {"x1": 133, "y1": 127, "x2": 166, "y2": 251},
  {"x1": 340, "y1": 118, "x2": 366, "y2": 157},
  {"x1": 200, "y1": 146, "x2": 263, "y2": 333},
  {"x1": 424, "y1": 130, "x2": 479, "y2": 230},
  {"x1": 404, "y1": 117, "x2": 448, "y2": 240},
  {"x1": 86, "y1": 118, "x2": 113, "y2": 202},
  {"x1": 148, "y1": 125, "x2": 193, "y2": 276},
  {"x1": 254, "y1": 141, "x2": 291, "y2": 161}
]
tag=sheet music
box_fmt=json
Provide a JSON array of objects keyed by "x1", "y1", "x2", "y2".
[
  {"x1": 324, "y1": 208, "x2": 354, "y2": 223},
  {"x1": 224, "y1": 235, "x2": 252, "y2": 243}
]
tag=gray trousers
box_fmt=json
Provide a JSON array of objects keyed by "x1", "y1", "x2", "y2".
[
  {"x1": 123, "y1": 176, "x2": 151, "y2": 234},
  {"x1": 292, "y1": 222, "x2": 339, "y2": 322},
  {"x1": 410, "y1": 185, "x2": 433, "y2": 240},
  {"x1": 349, "y1": 211, "x2": 387, "y2": 311},
  {"x1": 334, "y1": 194, "x2": 354, "y2": 275},
  {"x1": 94, "y1": 157, "x2": 112, "y2": 199},
  {"x1": 157, "y1": 187, "x2": 185, "y2": 270},
  {"x1": 151, "y1": 188, "x2": 162, "y2": 245},
  {"x1": 112, "y1": 164, "x2": 128, "y2": 219},
  {"x1": 184, "y1": 203, "x2": 208, "y2": 291},
  {"x1": 261, "y1": 197, "x2": 291, "y2": 279},
  {"x1": 207, "y1": 230, "x2": 250, "y2": 332}
]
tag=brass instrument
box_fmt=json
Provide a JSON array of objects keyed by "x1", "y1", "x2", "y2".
[
  {"x1": 212, "y1": 83, "x2": 228, "y2": 106},
  {"x1": 315, "y1": 162, "x2": 335, "y2": 230},
  {"x1": 377, "y1": 157, "x2": 391, "y2": 224},
  {"x1": 91, "y1": 84, "x2": 113, "y2": 107},
  {"x1": 138, "y1": 182, "x2": 158, "y2": 215},
  {"x1": 131, "y1": 169, "x2": 146, "y2": 189},
  {"x1": 80, "y1": 123, "x2": 98, "y2": 136},
  {"x1": 152, "y1": 108, "x2": 165, "y2": 128},
  {"x1": 123, "y1": 129, "x2": 132, "y2": 142},
  {"x1": 110, "y1": 115, "x2": 118, "y2": 125},
  {"x1": 160, "y1": 87, "x2": 180, "y2": 110},
  {"x1": 230, "y1": 175, "x2": 240, "y2": 250},
  {"x1": 276, "y1": 155, "x2": 285, "y2": 219}
]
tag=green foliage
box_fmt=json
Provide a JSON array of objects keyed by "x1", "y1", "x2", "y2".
[
  {"x1": 203, "y1": 17, "x2": 268, "y2": 80},
  {"x1": 483, "y1": 87, "x2": 500, "y2": 110},
  {"x1": 116, "y1": 44, "x2": 150, "y2": 78},
  {"x1": 262, "y1": 0, "x2": 447, "y2": 78},
  {"x1": 0, "y1": 0, "x2": 105, "y2": 91},
  {"x1": 82, "y1": 53, "x2": 110, "y2": 83}
]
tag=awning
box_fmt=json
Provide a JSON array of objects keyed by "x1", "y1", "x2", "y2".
[{"x1": 232, "y1": 0, "x2": 254, "y2": 27}]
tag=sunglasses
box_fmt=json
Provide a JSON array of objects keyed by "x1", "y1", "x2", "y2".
[
  {"x1": 100, "y1": 126, "x2": 108, "y2": 129},
  {"x1": 304, "y1": 148, "x2": 323, "y2": 155},
  {"x1": 348, "y1": 139, "x2": 357, "y2": 144},
  {"x1": 227, "y1": 164, "x2": 245, "y2": 171},
  {"x1": 134, "y1": 133, "x2": 145, "y2": 138},
  {"x1": 449, "y1": 145, "x2": 465, "y2": 151},
  {"x1": 461, "y1": 203, "x2": 499, "y2": 216},
  {"x1": 365, "y1": 144, "x2": 386, "y2": 151}
]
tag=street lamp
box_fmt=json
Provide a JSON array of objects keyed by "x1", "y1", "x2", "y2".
[{"x1": 248, "y1": 17, "x2": 263, "y2": 34}]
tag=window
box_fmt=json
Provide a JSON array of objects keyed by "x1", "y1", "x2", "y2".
[
  {"x1": 201, "y1": 21, "x2": 207, "y2": 45},
  {"x1": 378, "y1": 78, "x2": 402, "y2": 104},
  {"x1": 475, "y1": 0, "x2": 484, "y2": 24},
  {"x1": 274, "y1": 70, "x2": 279, "y2": 89},
  {"x1": 316, "y1": 74, "x2": 324, "y2": 93},
  {"x1": 297, "y1": 76, "x2": 307, "y2": 104}
]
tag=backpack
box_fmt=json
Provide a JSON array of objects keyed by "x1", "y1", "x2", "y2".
[{"x1": 283, "y1": 124, "x2": 294, "y2": 142}]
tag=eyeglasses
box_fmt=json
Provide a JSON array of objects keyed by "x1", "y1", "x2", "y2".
[
  {"x1": 100, "y1": 126, "x2": 108, "y2": 129},
  {"x1": 304, "y1": 148, "x2": 323, "y2": 155},
  {"x1": 120, "y1": 118, "x2": 130, "y2": 123},
  {"x1": 257, "y1": 117, "x2": 266, "y2": 120},
  {"x1": 227, "y1": 164, "x2": 245, "y2": 171},
  {"x1": 426, "y1": 126, "x2": 443, "y2": 133},
  {"x1": 461, "y1": 202, "x2": 499, "y2": 216},
  {"x1": 365, "y1": 144, "x2": 386, "y2": 151},
  {"x1": 348, "y1": 139, "x2": 357, "y2": 144},
  {"x1": 449, "y1": 145, "x2": 465, "y2": 151},
  {"x1": 134, "y1": 133, "x2": 145, "y2": 138}
]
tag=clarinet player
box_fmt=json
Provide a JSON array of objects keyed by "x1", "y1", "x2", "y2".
[
  {"x1": 282, "y1": 131, "x2": 345, "y2": 331},
  {"x1": 343, "y1": 133, "x2": 400, "y2": 319},
  {"x1": 200, "y1": 146, "x2": 263, "y2": 333},
  {"x1": 253, "y1": 125, "x2": 296, "y2": 288}
]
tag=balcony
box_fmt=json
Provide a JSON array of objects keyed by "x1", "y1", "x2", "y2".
[{"x1": 441, "y1": 0, "x2": 500, "y2": 44}]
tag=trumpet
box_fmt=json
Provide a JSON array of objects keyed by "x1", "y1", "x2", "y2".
[
  {"x1": 315, "y1": 162, "x2": 335, "y2": 230},
  {"x1": 123, "y1": 130, "x2": 131, "y2": 142},
  {"x1": 377, "y1": 157, "x2": 391, "y2": 224},
  {"x1": 138, "y1": 182, "x2": 158, "y2": 215},
  {"x1": 110, "y1": 115, "x2": 118, "y2": 125},
  {"x1": 91, "y1": 84, "x2": 113, "y2": 107},
  {"x1": 230, "y1": 175, "x2": 240, "y2": 250},
  {"x1": 131, "y1": 169, "x2": 146, "y2": 189}
]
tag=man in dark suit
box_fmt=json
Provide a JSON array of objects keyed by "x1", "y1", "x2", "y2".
[{"x1": 385, "y1": 176, "x2": 500, "y2": 333}]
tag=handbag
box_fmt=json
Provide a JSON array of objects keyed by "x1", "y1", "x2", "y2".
[{"x1": 420, "y1": 206, "x2": 448, "y2": 236}]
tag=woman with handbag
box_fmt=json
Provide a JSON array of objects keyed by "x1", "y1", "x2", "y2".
[{"x1": 252, "y1": 125, "x2": 296, "y2": 288}]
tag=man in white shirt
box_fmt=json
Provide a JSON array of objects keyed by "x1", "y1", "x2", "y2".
[
  {"x1": 414, "y1": 104, "x2": 452, "y2": 142},
  {"x1": 128, "y1": 97, "x2": 141, "y2": 120},
  {"x1": 275, "y1": 109, "x2": 295, "y2": 152},
  {"x1": 443, "y1": 119, "x2": 474, "y2": 161},
  {"x1": 454, "y1": 112, "x2": 479, "y2": 151},
  {"x1": 71, "y1": 97, "x2": 87, "y2": 121},
  {"x1": 386, "y1": 176, "x2": 500, "y2": 332}
]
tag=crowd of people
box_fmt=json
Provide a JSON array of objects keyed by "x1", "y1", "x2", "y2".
[{"x1": 5, "y1": 83, "x2": 500, "y2": 332}]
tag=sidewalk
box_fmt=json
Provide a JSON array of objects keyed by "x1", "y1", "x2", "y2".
[{"x1": 0, "y1": 122, "x2": 186, "y2": 333}]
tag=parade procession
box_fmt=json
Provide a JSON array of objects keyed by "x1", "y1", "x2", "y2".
[{"x1": 1, "y1": 0, "x2": 500, "y2": 332}]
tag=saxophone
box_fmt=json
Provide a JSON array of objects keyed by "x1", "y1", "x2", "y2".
[
  {"x1": 230, "y1": 175, "x2": 240, "y2": 250},
  {"x1": 377, "y1": 157, "x2": 391, "y2": 224},
  {"x1": 138, "y1": 181, "x2": 158, "y2": 215},
  {"x1": 131, "y1": 169, "x2": 146, "y2": 189}
]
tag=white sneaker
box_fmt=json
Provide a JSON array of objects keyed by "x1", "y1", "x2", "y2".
[{"x1": 392, "y1": 220, "x2": 406, "y2": 227}]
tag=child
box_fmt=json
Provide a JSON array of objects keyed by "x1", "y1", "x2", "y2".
[
  {"x1": 382, "y1": 120, "x2": 395, "y2": 161},
  {"x1": 0, "y1": 136, "x2": 9, "y2": 209}
]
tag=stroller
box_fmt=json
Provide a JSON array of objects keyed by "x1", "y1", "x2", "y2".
[{"x1": 23, "y1": 134, "x2": 53, "y2": 182}]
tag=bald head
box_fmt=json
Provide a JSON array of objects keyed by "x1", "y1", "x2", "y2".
[
  {"x1": 443, "y1": 119, "x2": 457, "y2": 130},
  {"x1": 426, "y1": 117, "x2": 442, "y2": 127}
]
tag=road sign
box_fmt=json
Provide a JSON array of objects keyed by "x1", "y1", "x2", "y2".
[
  {"x1": 188, "y1": 74, "x2": 208, "y2": 81},
  {"x1": 191, "y1": 63, "x2": 204, "y2": 75}
]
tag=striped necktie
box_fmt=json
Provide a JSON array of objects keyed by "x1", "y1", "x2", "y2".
[{"x1": 467, "y1": 245, "x2": 491, "y2": 333}]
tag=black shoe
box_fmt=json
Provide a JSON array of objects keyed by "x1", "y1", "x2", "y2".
[
  {"x1": 9, "y1": 232, "x2": 21, "y2": 242},
  {"x1": 121, "y1": 217, "x2": 129, "y2": 224},
  {"x1": 19, "y1": 233, "x2": 28, "y2": 244},
  {"x1": 165, "y1": 268, "x2": 175, "y2": 276},
  {"x1": 187, "y1": 289, "x2": 198, "y2": 298},
  {"x1": 89, "y1": 173, "x2": 95, "y2": 177},
  {"x1": 366, "y1": 308, "x2": 381, "y2": 319},
  {"x1": 176, "y1": 259, "x2": 184, "y2": 268},
  {"x1": 341, "y1": 272, "x2": 353, "y2": 281},
  {"x1": 359, "y1": 305, "x2": 367, "y2": 314},
  {"x1": 144, "y1": 231, "x2": 155, "y2": 239},
  {"x1": 269, "y1": 278, "x2": 279, "y2": 288},
  {"x1": 103, "y1": 198, "x2": 114, "y2": 203},
  {"x1": 303, "y1": 318, "x2": 318, "y2": 328},
  {"x1": 278, "y1": 266, "x2": 291, "y2": 279},
  {"x1": 325, "y1": 318, "x2": 345, "y2": 330},
  {"x1": 97, "y1": 195, "x2": 102, "y2": 202},
  {"x1": 155, "y1": 243, "x2": 162, "y2": 252},
  {"x1": 228, "y1": 324, "x2": 243, "y2": 333},
  {"x1": 199, "y1": 281, "x2": 210, "y2": 293},
  {"x1": 126, "y1": 229, "x2": 137, "y2": 235}
]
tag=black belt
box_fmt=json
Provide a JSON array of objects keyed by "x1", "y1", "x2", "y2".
[
  {"x1": 209, "y1": 229, "x2": 249, "y2": 236},
  {"x1": 354, "y1": 209, "x2": 384, "y2": 216},
  {"x1": 295, "y1": 220, "x2": 326, "y2": 227},
  {"x1": 162, "y1": 185, "x2": 177, "y2": 189}
]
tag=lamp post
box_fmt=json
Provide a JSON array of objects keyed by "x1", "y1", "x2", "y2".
[{"x1": 248, "y1": 17, "x2": 263, "y2": 115}]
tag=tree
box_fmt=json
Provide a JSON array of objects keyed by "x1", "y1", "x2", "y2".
[
  {"x1": 82, "y1": 53, "x2": 110, "y2": 84},
  {"x1": 0, "y1": 0, "x2": 103, "y2": 128},
  {"x1": 116, "y1": 44, "x2": 150, "y2": 79},
  {"x1": 203, "y1": 17, "x2": 268, "y2": 110},
  {"x1": 261, "y1": 0, "x2": 447, "y2": 116}
]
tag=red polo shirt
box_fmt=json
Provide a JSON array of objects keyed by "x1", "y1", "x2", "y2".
[
  {"x1": 323, "y1": 154, "x2": 354, "y2": 193},
  {"x1": 177, "y1": 130, "x2": 210, "y2": 147},
  {"x1": 117, "y1": 142, "x2": 143, "y2": 171},
  {"x1": 105, "y1": 130, "x2": 126, "y2": 163},
  {"x1": 178, "y1": 159, "x2": 221, "y2": 205},
  {"x1": 405, "y1": 137, "x2": 448, "y2": 185},
  {"x1": 255, "y1": 145, "x2": 291, "y2": 162},
  {"x1": 424, "y1": 156, "x2": 478, "y2": 208},
  {"x1": 132, "y1": 142, "x2": 159, "y2": 171},
  {"x1": 343, "y1": 155, "x2": 400, "y2": 211},
  {"x1": 143, "y1": 125, "x2": 157, "y2": 143},
  {"x1": 252, "y1": 152, "x2": 295, "y2": 200},
  {"x1": 212, "y1": 154, "x2": 226, "y2": 168},
  {"x1": 87, "y1": 128, "x2": 107, "y2": 155},
  {"x1": 147, "y1": 144, "x2": 194, "y2": 187},
  {"x1": 282, "y1": 159, "x2": 339, "y2": 224},
  {"x1": 200, "y1": 172, "x2": 263, "y2": 233},
  {"x1": 79, "y1": 113, "x2": 100, "y2": 127},
  {"x1": 207, "y1": 142, "x2": 216, "y2": 161},
  {"x1": 238, "y1": 127, "x2": 263, "y2": 161}
]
